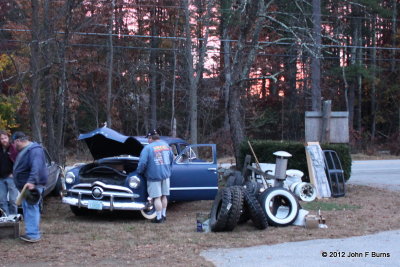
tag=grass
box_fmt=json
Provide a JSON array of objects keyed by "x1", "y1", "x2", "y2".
[
  {"x1": 302, "y1": 201, "x2": 361, "y2": 211},
  {"x1": 1, "y1": 185, "x2": 399, "y2": 266}
]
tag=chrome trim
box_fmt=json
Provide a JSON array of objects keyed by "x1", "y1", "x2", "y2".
[
  {"x1": 78, "y1": 192, "x2": 82, "y2": 208},
  {"x1": 72, "y1": 181, "x2": 134, "y2": 194},
  {"x1": 170, "y1": 186, "x2": 218, "y2": 191},
  {"x1": 69, "y1": 188, "x2": 137, "y2": 198},
  {"x1": 92, "y1": 186, "x2": 104, "y2": 200},
  {"x1": 110, "y1": 195, "x2": 114, "y2": 211},
  {"x1": 62, "y1": 197, "x2": 146, "y2": 211}
]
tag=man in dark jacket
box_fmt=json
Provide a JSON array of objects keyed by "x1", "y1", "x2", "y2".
[
  {"x1": 12, "y1": 131, "x2": 48, "y2": 242},
  {"x1": 0, "y1": 130, "x2": 19, "y2": 215}
]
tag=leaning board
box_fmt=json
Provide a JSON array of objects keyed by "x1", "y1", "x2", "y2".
[{"x1": 305, "y1": 142, "x2": 331, "y2": 198}]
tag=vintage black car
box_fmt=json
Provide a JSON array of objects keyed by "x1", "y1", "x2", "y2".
[
  {"x1": 43, "y1": 148, "x2": 64, "y2": 197},
  {"x1": 62, "y1": 126, "x2": 218, "y2": 219}
]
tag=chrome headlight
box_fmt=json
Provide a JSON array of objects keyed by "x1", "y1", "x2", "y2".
[
  {"x1": 129, "y1": 175, "x2": 141, "y2": 189},
  {"x1": 65, "y1": 171, "x2": 75, "y2": 184}
]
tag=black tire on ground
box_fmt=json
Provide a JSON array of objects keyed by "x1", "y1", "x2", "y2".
[
  {"x1": 70, "y1": 205, "x2": 89, "y2": 216},
  {"x1": 210, "y1": 188, "x2": 232, "y2": 232},
  {"x1": 224, "y1": 186, "x2": 243, "y2": 231},
  {"x1": 242, "y1": 189, "x2": 268, "y2": 230},
  {"x1": 258, "y1": 187, "x2": 299, "y2": 227}
]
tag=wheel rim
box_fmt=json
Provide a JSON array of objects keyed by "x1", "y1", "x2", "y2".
[
  {"x1": 140, "y1": 205, "x2": 156, "y2": 219},
  {"x1": 263, "y1": 189, "x2": 298, "y2": 225},
  {"x1": 295, "y1": 182, "x2": 317, "y2": 202}
]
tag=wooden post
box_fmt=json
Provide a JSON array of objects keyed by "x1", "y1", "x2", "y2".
[
  {"x1": 247, "y1": 141, "x2": 268, "y2": 188},
  {"x1": 320, "y1": 100, "x2": 331, "y2": 143}
]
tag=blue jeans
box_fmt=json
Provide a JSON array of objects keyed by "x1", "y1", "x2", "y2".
[
  {"x1": 22, "y1": 187, "x2": 44, "y2": 239},
  {"x1": 0, "y1": 177, "x2": 19, "y2": 215}
]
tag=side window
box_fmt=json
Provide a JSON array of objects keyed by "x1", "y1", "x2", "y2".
[
  {"x1": 176, "y1": 146, "x2": 213, "y2": 164},
  {"x1": 170, "y1": 144, "x2": 178, "y2": 157},
  {"x1": 179, "y1": 144, "x2": 188, "y2": 154}
]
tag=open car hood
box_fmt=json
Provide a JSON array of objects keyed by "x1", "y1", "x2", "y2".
[{"x1": 78, "y1": 126, "x2": 144, "y2": 160}]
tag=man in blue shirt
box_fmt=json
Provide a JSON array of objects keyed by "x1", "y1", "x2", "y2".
[
  {"x1": 12, "y1": 131, "x2": 48, "y2": 242},
  {"x1": 137, "y1": 130, "x2": 173, "y2": 223}
]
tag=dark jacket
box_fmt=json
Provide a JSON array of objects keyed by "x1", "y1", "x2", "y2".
[
  {"x1": 0, "y1": 147, "x2": 13, "y2": 178},
  {"x1": 8, "y1": 143, "x2": 18, "y2": 162},
  {"x1": 13, "y1": 142, "x2": 48, "y2": 190}
]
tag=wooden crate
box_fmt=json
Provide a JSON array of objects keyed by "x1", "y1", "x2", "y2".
[{"x1": 0, "y1": 221, "x2": 20, "y2": 239}]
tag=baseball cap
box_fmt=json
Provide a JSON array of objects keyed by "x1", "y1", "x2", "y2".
[
  {"x1": 11, "y1": 131, "x2": 28, "y2": 142},
  {"x1": 145, "y1": 129, "x2": 158, "y2": 138}
]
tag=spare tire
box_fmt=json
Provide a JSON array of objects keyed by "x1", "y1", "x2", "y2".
[
  {"x1": 210, "y1": 188, "x2": 232, "y2": 232},
  {"x1": 224, "y1": 186, "x2": 243, "y2": 231},
  {"x1": 243, "y1": 189, "x2": 268, "y2": 230},
  {"x1": 258, "y1": 187, "x2": 299, "y2": 227}
]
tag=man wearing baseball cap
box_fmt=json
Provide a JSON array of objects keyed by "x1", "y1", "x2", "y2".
[
  {"x1": 137, "y1": 130, "x2": 173, "y2": 223},
  {"x1": 12, "y1": 131, "x2": 48, "y2": 242}
]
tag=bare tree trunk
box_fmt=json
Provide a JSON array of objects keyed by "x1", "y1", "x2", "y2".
[
  {"x1": 43, "y1": 0, "x2": 55, "y2": 154},
  {"x1": 390, "y1": 0, "x2": 397, "y2": 73},
  {"x1": 29, "y1": 0, "x2": 42, "y2": 143},
  {"x1": 183, "y1": 0, "x2": 214, "y2": 145},
  {"x1": 170, "y1": 13, "x2": 179, "y2": 137},
  {"x1": 356, "y1": 21, "x2": 363, "y2": 132},
  {"x1": 53, "y1": 0, "x2": 75, "y2": 164},
  {"x1": 348, "y1": 8, "x2": 361, "y2": 132},
  {"x1": 106, "y1": 0, "x2": 115, "y2": 128},
  {"x1": 149, "y1": 6, "x2": 158, "y2": 131},
  {"x1": 228, "y1": 0, "x2": 269, "y2": 163},
  {"x1": 311, "y1": 0, "x2": 322, "y2": 112},
  {"x1": 183, "y1": 0, "x2": 197, "y2": 144},
  {"x1": 371, "y1": 17, "x2": 377, "y2": 140},
  {"x1": 222, "y1": 28, "x2": 232, "y2": 131}
]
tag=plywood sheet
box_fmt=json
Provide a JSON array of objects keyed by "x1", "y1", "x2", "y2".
[{"x1": 305, "y1": 142, "x2": 331, "y2": 198}]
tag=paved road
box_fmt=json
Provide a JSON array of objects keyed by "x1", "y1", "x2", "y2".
[
  {"x1": 201, "y1": 230, "x2": 400, "y2": 267},
  {"x1": 348, "y1": 160, "x2": 400, "y2": 191},
  {"x1": 201, "y1": 159, "x2": 400, "y2": 266}
]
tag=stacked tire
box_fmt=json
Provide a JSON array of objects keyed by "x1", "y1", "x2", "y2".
[
  {"x1": 241, "y1": 184, "x2": 268, "y2": 229},
  {"x1": 210, "y1": 177, "x2": 300, "y2": 231},
  {"x1": 210, "y1": 182, "x2": 268, "y2": 231},
  {"x1": 209, "y1": 186, "x2": 243, "y2": 232}
]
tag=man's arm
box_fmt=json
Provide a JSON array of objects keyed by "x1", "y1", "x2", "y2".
[
  {"x1": 136, "y1": 147, "x2": 149, "y2": 175},
  {"x1": 26, "y1": 148, "x2": 45, "y2": 186}
]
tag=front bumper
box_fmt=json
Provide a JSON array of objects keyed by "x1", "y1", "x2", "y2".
[
  {"x1": 62, "y1": 181, "x2": 146, "y2": 211},
  {"x1": 62, "y1": 196, "x2": 146, "y2": 211}
]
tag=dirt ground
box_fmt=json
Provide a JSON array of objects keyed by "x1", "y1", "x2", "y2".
[{"x1": 1, "y1": 184, "x2": 400, "y2": 267}]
